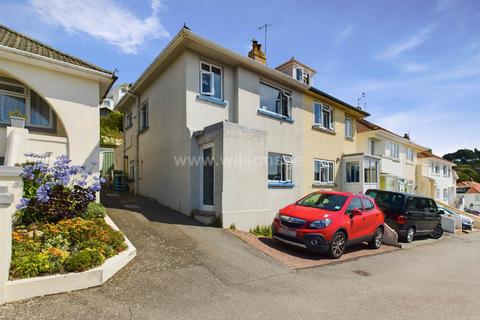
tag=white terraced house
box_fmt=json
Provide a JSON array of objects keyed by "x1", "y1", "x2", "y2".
[
  {"x1": 115, "y1": 27, "x2": 368, "y2": 231},
  {"x1": 355, "y1": 119, "x2": 429, "y2": 194},
  {"x1": 416, "y1": 151, "x2": 457, "y2": 206}
]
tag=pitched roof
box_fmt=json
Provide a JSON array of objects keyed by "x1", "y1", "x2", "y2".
[
  {"x1": 357, "y1": 119, "x2": 428, "y2": 150},
  {"x1": 116, "y1": 27, "x2": 369, "y2": 117},
  {"x1": 0, "y1": 24, "x2": 113, "y2": 75},
  {"x1": 457, "y1": 181, "x2": 480, "y2": 193},
  {"x1": 418, "y1": 150, "x2": 456, "y2": 165}
]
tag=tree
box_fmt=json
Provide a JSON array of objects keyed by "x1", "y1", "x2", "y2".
[{"x1": 100, "y1": 111, "x2": 123, "y2": 146}]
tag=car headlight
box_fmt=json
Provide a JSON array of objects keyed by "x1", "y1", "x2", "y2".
[{"x1": 309, "y1": 219, "x2": 332, "y2": 229}]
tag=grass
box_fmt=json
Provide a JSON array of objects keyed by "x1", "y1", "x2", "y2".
[{"x1": 249, "y1": 225, "x2": 273, "y2": 238}]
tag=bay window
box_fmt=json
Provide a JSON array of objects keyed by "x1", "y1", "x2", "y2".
[
  {"x1": 259, "y1": 82, "x2": 292, "y2": 118},
  {"x1": 364, "y1": 159, "x2": 378, "y2": 183},
  {"x1": 200, "y1": 62, "x2": 222, "y2": 100},
  {"x1": 268, "y1": 153, "x2": 293, "y2": 183},
  {"x1": 313, "y1": 102, "x2": 334, "y2": 131},
  {"x1": 314, "y1": 159, "x2": 334, "y2": 184},
  {"x1": 345, "y1": 161, "x2": 360, "y2": 183}
]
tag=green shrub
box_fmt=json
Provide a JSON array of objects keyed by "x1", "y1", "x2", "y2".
[
  {"x1": 10, "y1": 251, "x2": 50, "y2": 279},
  {"x1": 249, "y1": 225, "x2": 273, "y2": 238},
  {"x1": 229, "y1": 223, "x2": 237, "y2": 230},
  {"x1": 81, "y1": 202, "x2": 107, "y2": 220},
  {"x1": 65, "y1": 248, "x2": 105, "y2": 272},
  {"x1": 10, "y1": 217, "x2": 127, "y2": 279}
]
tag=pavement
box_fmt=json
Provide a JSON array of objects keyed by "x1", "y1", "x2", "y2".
[
  {"x1": 1, "y1": 191, "x2": 480, "y2": 320},
  {"x1": 230, "y1": 229, "x2": 399, "y2": 269}
]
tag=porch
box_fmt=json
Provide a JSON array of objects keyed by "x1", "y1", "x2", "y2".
[{"x1": 341, "y1": 153, "x2": 380, "y2": 194}]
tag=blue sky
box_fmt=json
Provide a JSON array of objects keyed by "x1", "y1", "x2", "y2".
[{"x1": 1, "y1": 0, "x2": 479, "y2": 155}]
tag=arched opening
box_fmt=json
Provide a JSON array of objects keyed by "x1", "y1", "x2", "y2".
[{"x1": 0, "y1": 72, "x2": 67, "y2": 137}]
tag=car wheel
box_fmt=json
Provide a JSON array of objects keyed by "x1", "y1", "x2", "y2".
[
  {"x1": 404, "y1": 226, "x2": 415, "y2": 243},
  {"x1": 430, "y1": 223, "x2": 443, "y2": 239},
  {"x1": 368, "y1": 227, "x2": 383, "y2": 249},
  {"x1": 328, "y1": 231, "x2": 347, "y2": 259}
]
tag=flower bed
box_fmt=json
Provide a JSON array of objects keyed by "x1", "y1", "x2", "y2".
[{"x1": 10, "y1": 153, "x2": 127, "y2": 280}]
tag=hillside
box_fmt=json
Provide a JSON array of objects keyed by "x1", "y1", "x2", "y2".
[{"x1": 443, "y1": 149, "x2": 480, "y2": 182}]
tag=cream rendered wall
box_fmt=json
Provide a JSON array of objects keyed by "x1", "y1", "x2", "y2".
[
  {"x1": 235, "y1": 66, "x2": 305, "y2": 221},
  {"x1": 418, "y1": 158, "x2": 456, "y2": 204},
  {"x1": 357, "y1": 131, "x2": 419, "y2": 186},
  {"x1": 302, "y1": 94, "x2": 358, "y2": 193},
  {"x1": 123, "y1": 52, "x2": 190, "y2": 214},
  {"x1": 464, "y1": 193, "x2": 480, "y2": 210},
  {"x1": 0, "y1": 58, "x2": 100, "y2": 170}
]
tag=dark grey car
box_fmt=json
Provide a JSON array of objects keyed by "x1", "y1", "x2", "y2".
[{"x1": 365, "y1": 189, "x2": 443, "y2": 243}]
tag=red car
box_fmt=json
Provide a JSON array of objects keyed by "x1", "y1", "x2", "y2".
[{"x1": 272, "y1": 191, "x2": 385, "y2": 258}]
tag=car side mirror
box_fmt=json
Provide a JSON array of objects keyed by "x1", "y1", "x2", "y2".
[{"x1": 351, "y1": 208, "x2": 363, "y2": 216}]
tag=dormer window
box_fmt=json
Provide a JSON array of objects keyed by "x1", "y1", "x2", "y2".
[{"x1": 295, "y1": 67, "x2": 311, "y2": 85}]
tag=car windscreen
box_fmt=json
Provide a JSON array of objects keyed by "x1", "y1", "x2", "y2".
[
  {"x1": 366, "y1": 190, "x2": 405, "y2": 214},
  {"x1": 297, "y1": 193, "x2": 348, "y2": 211}
]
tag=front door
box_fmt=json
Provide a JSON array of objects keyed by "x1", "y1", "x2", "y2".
[{"x1": 201, "y1": 144, "x2": 214, "y2": 211}]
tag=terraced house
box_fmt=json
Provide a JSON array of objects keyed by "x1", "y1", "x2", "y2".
[
  {"x1": 355, "y1": 119, "x2": 429, "y2": 194},
  {"x1": 116, "y1": 27, "x2": 367, "y2": 231}
]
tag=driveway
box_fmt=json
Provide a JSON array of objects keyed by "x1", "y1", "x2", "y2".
[{"x1": 1, "y1": 191, "x2": 480, "y2": 320}]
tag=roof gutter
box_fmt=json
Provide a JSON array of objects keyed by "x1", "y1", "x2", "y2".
[{"x1": 309, "y1": 87, "x2": 369, "y2": 117}]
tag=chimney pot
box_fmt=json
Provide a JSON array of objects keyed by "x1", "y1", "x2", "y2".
[{"x1": 248, "y1": 39, "x2": 266, "y2": 65}]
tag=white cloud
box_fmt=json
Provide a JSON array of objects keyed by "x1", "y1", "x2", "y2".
[
  {"x1": 376, "y1": 25, "x2": 436, "y2": 60},
  {"x1": 30, "y1": 0, "x2": 170, "y2": 54},
  {"x1": 336, "y1": 24, "x2": 354, "y2": 45}
]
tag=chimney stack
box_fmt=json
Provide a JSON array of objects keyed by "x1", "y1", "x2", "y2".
[
  {"x1": 248, "y1": 39, "x2": 266, "y2": 64},
  {"x1": 403, "y1": 133, "x2": 410, "y2": 140}
]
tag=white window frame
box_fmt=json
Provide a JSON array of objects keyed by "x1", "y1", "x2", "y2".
[
  {"x1": 0, "y1": 79, "x2": 54, "y2": 129},
  {"x1": 406, "y1": 147, "x2": 414, "y2": 162},
  {"x1": 314, "y1": 159, "x2": 335, "y2": 184},
  {"x1": 364, "y1": 159, "x2": 379, "y2": 183},
  {"x1": 313, "y1": 102, "x2": 334, "y2": 131},
  {"x1": 129, "y1": 160, "x2": 135, "y2": 181},
  {"x1": 125, "y1": 112, "x2": 133, "y2": 130},
  {"x1": 295, "y1": 67, "x2": 311, "y2": 85},
  {"x1": 140, "y1": 100, "x2": 149, "y2": 131},
  {"x1": 259, "y1": 82, "x2": 292, "y2": 118},
  {"x1": 268, "y1": 153, "x2": 293, "y2": 183},
  {"x1": 345, "y1": 116, "x2": 353, "y2": 138},
  {"x1": 200, "y1": 61, "x2": 222, "y2": 99},
  {"x1": 345, "y1": 161, "x2": 360, "y2": 183},
  {"x1": 368, "y1": 139, "x2": 376, "y2": 155},
  {"x1": 386, "y1": 142, "x2": 399, "y2": 159}
]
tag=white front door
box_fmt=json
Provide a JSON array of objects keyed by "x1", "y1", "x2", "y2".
[{"x1": 201, "y1": 144, "x2": 214, "y2": 211}]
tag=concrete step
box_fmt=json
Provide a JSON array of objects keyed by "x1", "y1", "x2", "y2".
[{"x1": 191, "y1": 210, "x2": 216, "y2": 226}]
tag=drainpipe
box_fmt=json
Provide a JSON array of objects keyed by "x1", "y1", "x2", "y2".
[{"x1": 125, "y1": 90, "x2": 141, "y2": 194}]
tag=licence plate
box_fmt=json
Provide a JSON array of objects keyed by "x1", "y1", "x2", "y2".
[{"x1": 278, "y1": 227, "x2": 297, "y2": 238}]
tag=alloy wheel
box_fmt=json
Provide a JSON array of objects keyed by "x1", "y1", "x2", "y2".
[
  {"x1": 407, "y1": 227, "x2": 414, "y2": 243},
  {"x1": 374, "y1": 229, "x2": 383, "y2": 247},
  {"x1": 332, "y1": 233, "x2": 346, "y2": 257}
]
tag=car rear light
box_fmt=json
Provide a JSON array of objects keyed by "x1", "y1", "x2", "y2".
[{"x1": 396, "y1": 215, "x2": 407, "y2": 224}]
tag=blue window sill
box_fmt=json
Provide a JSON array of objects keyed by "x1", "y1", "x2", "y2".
[
  {"x1": 197, "y1": 95, "x2": 228, "y2": 107},
  {"x1": 257, "y1": 108, "x2": 294, "y2": 123},
  {"x1": 268, "y1": 182, "x2": 295, "y2": 188}
]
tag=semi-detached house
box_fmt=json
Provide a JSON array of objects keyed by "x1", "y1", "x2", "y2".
[{"x1": 115, "y1": 27, "x2": 368, "y2": 231}]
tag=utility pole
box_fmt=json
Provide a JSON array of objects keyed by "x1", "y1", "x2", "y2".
[{"x1": 258, "y1": 23, "x2": 273, "y2": 55}]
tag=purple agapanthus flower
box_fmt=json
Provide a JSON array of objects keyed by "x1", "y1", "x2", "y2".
[{"x1": 16, "y1": 198, "x2": 30, "y2": 210}]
